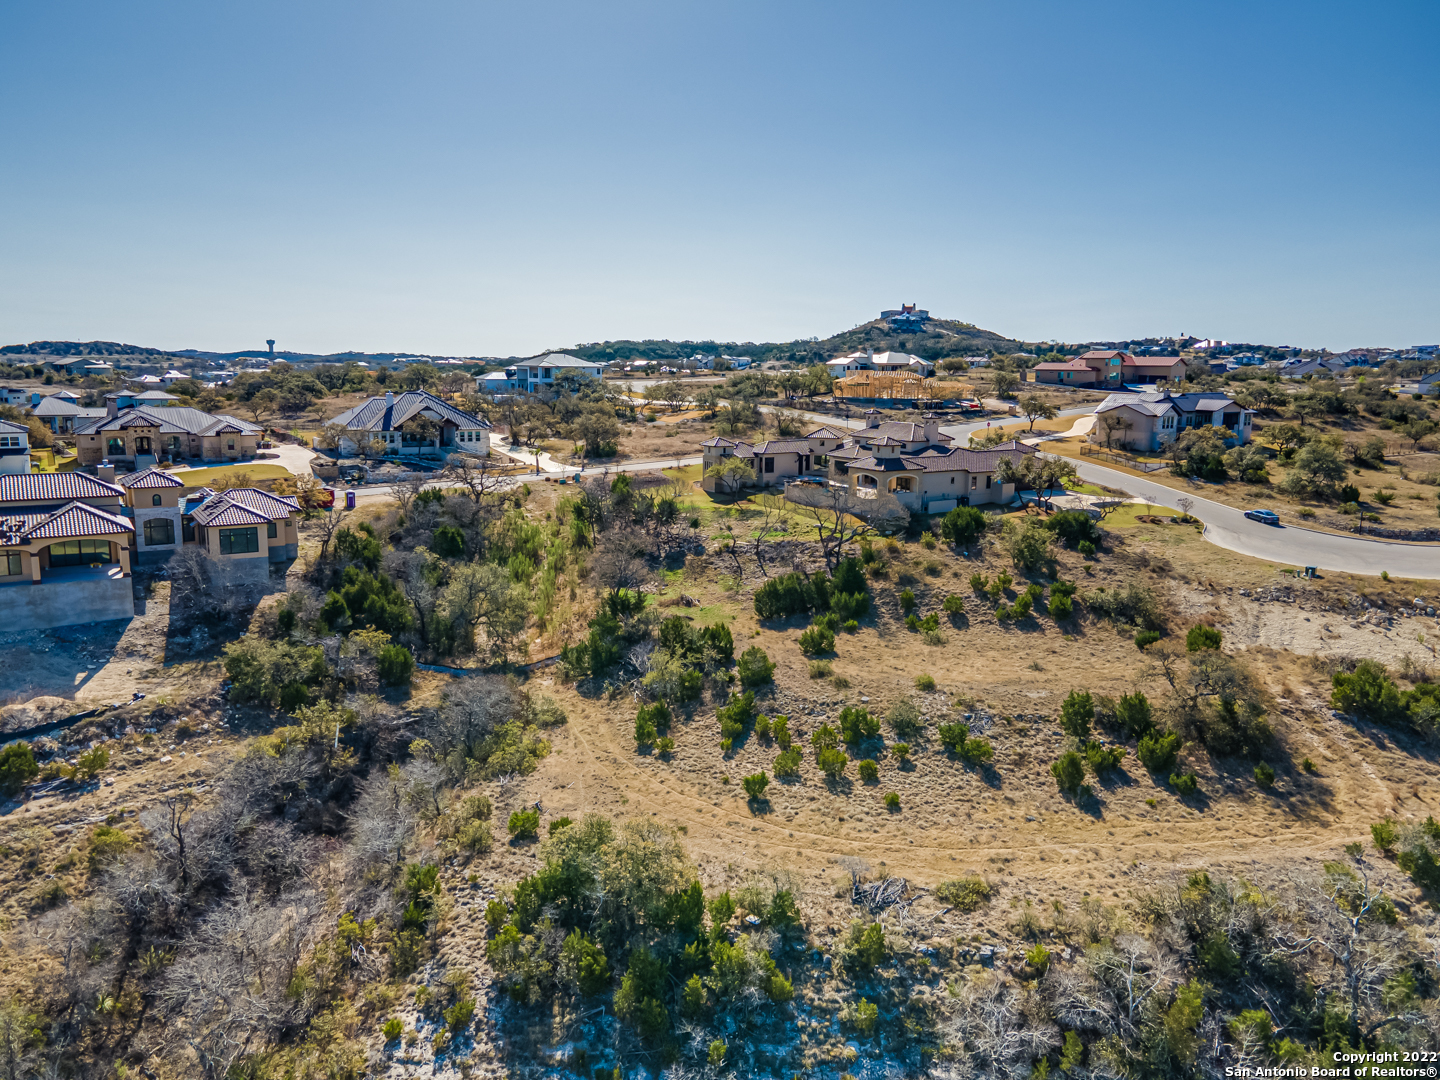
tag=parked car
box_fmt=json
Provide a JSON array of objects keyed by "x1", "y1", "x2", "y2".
[{"x1": 1244, "y1": 508, "x2": 1280, "y2": 525}]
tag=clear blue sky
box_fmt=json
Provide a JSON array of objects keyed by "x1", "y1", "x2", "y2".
[{"x1": 2, "y1": 1, "x2": 1436, "y2": 356}]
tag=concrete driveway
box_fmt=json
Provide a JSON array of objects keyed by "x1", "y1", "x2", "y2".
[
  {"x1": 1068, "y1": 458, "x2": 1440, "y2": 580},
  {"x1": 258, "y1": 442, "x2": 321, "y2": 478}
]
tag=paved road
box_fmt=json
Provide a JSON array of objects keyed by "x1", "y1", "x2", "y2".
[{"x1": 1069, "y1": 459, "x2": 1440, "y2": 580}]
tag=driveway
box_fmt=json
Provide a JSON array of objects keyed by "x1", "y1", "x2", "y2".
[
  {"x1": 258, "y1": 442, "x2": 321, "y2": 478},
  {"x1": 1068, "y1": 458, "x2": 1440, "y2": 580}
]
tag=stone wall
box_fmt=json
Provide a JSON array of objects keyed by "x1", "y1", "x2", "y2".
[{"x1": 0, "y1": 576, "x2": 134, "y2": 631}]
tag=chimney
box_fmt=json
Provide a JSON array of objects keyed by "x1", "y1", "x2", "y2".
[
  {"x1": 864, "y1": 409, "x2": 879, "y2": 430},
  {"x1": 385, "y1": 391, "x2": 395, "y2": 410},
  {"x1": 96, "y1": 463, "x2": 115, "y2": 483},
  {"x1": 106, "y1": 398, "x2": 119, "y2": 419}
]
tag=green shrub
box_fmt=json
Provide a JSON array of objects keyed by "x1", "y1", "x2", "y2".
[
  {"x1": 717, "y1": 692, "x2": 756, "y2": 740},
  {"x1": 1085, "y1": 741, "x2": 1125, "y2": 773},
  {"x1": 507, "y1": 809, "x2": 540, "y2": 839},
  {"x1": 1137, "y1": 731, "x2": 1180, "y2": 773},
  {"x1": 808, "y1": 659, "x2": 832, "y2": 678},
  {"x1": 817, "y1": 746, "x2": 848, "y2": 779},
  {"x1": 899, "y1": 588, "x2": 916, "y2": 613},
  {"x1": 708, "y1": 1040, "x2": 727, "y2": 1067},
  {"x1": 1048, "y1": 593, "x2": 1073, "y2": 620},
  {"x1": 1011, "y1": 593, "x2": 1034, "y2": 618},
  {"x1": 1371, "y1": 818, "x2": 1399, "y2": 852},
  {"x1": 1170, "y1": 772, "x2": 1199, "y2": 795},
  {"x1": 634, "y1": 716, "x2": 658, "y2": 746},
  {"x1": 753, "y1": 572, "x2": 817, "y2": 619},
  {"x1": 1254, "y1": 762, "x2": 1276, "y2": 788},
  {"x1": 69, "y1": 746, "x2": 110, "y2": 783},
  {"x1": 654, "y1": 736, "x2": 674, "y2": 754},
  {"x1": 883, "y1": 791, "x2": 900, "y2": 810},
  {"x1": 774, "y1": 747, "x2": 802, "y2": 777},
  {"x1": 1186, "y1": 624, "x2": 1223, "y2": 651},
  {"x1": 772, "y1": 715, "x2": 792, "y2": 749},
  {"x1": 636, "y1": 700, "x2": 671, "y2": 734},
  {"x1": 960, "y1": 736, "x2": 994, "y2": 763},
  {"x1": 905, "y1": 613, "x2": 920, "y2": 631},
  {"x1": 941, "y1": 505, "x2": 988, "y2": 546},
  {"x1": 754, "y1": 714, "x2": 772, "y2": 740},
  {"x1": 701, "y1": 622, "x2": 734, "y2": 663},
  {"x1": 737, "y1": 646, "x2": 776, "y2": 687},
  {"x1": 938, "y1": 722, "x2": 969, "y2": 751},
  {"x1": 1044, "y1": 510, "x2": 1101, "y2": 547},
  {"x1": 1134, "y1": 630, "x2": 1161, "y2": 650},
  {"x1": 920, "y1": 612, "x2": 940, "y2": 633},
  {"x1": 857, "y1": 759, "x2": 879, "y2": 783},
  {"x1": 1059, "y1": 690, "x2": 1095, "y2": 740},
  {"x1": 444, "y1": 997, "x2": 476, "y2": 1033},
  {"x1": 915, "y1": 673, "x2": 936, "y2": 692},
  {"x1": 1051, "y1": 751, "x2": 1086, "y2": 794},
  {"x1": 830, "y1": 590, "x2": 870, "y2": 621},
  {"x1": 935, "y1": 876, "x2": 990, "y2": 910},
  {"x1": 484, "y1": 899, "x2": 509, "y2": 931},
  {"x1": 885, "y1": 699, "x2": 921, "y2": 738},
  {"x1": 833, "y1": 556, "x2": 867, "y2": 594},
  {"x1": 798, "y1": 625, "x2": 835, "y2": 654},
  {"x1": 942, "y1": 594, "x2": 964, "y2": 616},
  {"x1": 742, "y1": 772, "x2": 769, "y2": 799},
  {"x1": 889, "y1": 742, "x2": 910, "y2": 763},
  {"x1": 1330, "y1": 660, "x2": 1404, "y2": 724},
  {"x1": 1114, "y1": 690, "x2": 1154, "y2": 738},
  {"x1": 548, "y1": 816, "x2": 572, "y2": 834},
  {"x1": 1078, "y1": 540, "x2": 1096, "y2": 556},
  {"x1": 0, "y1": 743, "x2": 39, "y2": 798},
  {"x1": 840, "y1": 705, "x2": 881, "y2": 743},
  {"x1": 1025, "y1": 943, "x2": 1051, "y2": 972},
  {"x1": 969, "y1": 572, "x2": 988, "y2": 593}
]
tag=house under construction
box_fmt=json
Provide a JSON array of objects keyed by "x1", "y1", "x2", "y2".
[{"x1": 832, "y1": 370, "x2": 972, "y2": 403}]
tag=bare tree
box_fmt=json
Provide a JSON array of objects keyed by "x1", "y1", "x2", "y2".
[
  {"x1": 784, "y1": 483, "x2": 903, "y2": 570},
  {"x1": 446, "y1": 451, "x2": 508, "y2": 505},
  {"x1": 1099, "y1": 412, "x2": 1133, "y2": 450},
  {"x1": 747, "y1": 496, "x2": 789, "y2": 577},
  {"x1": 391, "y1": 472, "x2": 429, "y2": 518},
  {"x1": 307, "y1": 508, "x2": 351, "y2": 576}
]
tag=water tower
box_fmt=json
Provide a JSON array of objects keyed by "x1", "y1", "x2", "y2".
[{"x1": 266, "y1": 339, "x2": 275, "y2": 357}]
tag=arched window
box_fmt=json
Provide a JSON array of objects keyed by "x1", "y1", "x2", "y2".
[{"x1": 152, "y1": 494, "x2": 162, "y2": 506}]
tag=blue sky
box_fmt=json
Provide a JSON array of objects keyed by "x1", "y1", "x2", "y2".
[{"x1": 1, "y1": 0, "x2": 1436, "y2": 355}]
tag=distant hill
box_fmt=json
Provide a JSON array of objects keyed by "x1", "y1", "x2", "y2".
[
  {"x1": 0, "y1": 314, "x2": 1028, "y2": 368},
  {"x1": 565, "y1": 315, "x2": 1028, "y2": 367},
  {"x1": 0, "y1": 340, "x2": 181, "y2": 358}
]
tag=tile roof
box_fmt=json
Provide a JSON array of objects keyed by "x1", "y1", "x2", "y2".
[
  {"x1": 329, "y1": 390, "x2": 489, "y2": 434},
  {"x1": 802, "y1": 426, "x2": 847, "y2": 439},
  {"x1": 750, "y1": 439, "x2": 816, "y2": 454},
  {"x1": 190, "y1": 497, "x2": 272, "y2": 527},
  {"x1": 3, "y1": 501, "x2": 135, "y2": 543},
  {"x1": 117, "y1": 466, "x2": 186, "y2": 489},
  {"x1": 0, "y1": 472, "x2": 125, "y2": 504},
  {"x1": 526, "y1": 353, "x2": 602, "y2": 369},
  {"x1": 1077, "y1": 350, "x2": 1131, "y2": 361},
  {"x1": 1034, "y1": 359, "x2": 1096, "y2": 371},
  {"x1": 207, "y1": 487, "x2": 301, "y2": 520}
]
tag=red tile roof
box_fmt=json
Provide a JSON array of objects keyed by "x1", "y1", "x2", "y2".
[
  {"x1": 5, "y1": 501, "x2": 135, "y2": 542},
  {"x1": 118, "y1": 466, "x2": 186, "y2": 489},
  {"x1": 0, "y1": 473, "x2": 125, "y2": 504},
  {"x1": 191, "y1": 498, "x2": 272, "y2": 527}
]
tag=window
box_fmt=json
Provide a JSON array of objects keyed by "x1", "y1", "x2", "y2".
[
  {"x1": 971, "y1": 475, "x2": 978, "y2": 489},
  {"x1": 985, "y1": 475, "x2": 992, "y2": 489},
  {"x1": 267, "y1": 521, "x2": 277, "y2": 539},
  {"x1": 106, "y1": 438, "x2": 124, "y2": 456},
  {"x1": 47, "y1": 539, "x2": 112, "y2": 567},
  {"x1": 143, "y1": 518, "x2": 175, "y2": 546},
  {"x1": 950, "y1": 477, "x2": 955, "y2": 484},
  {"x1": 227, "y1": 439, "x2": 236, "y2": 451},
  {"x1": 219, "y1": 527, "x2": 259, "y2": 554},
  {"x1": 2, "y1": 554, "x2": 20, "y2": 576},
  {"x1": 0, "y1": 436, "x2": 19, "y2": 449},
  {"x1": 763, "y1": 458, "x2": 774, "y2": 473},
  {"x1": 182, "y1": 517, "x2": 195, "y2": 543},
  {"x1": 151, "y1": 494, "x2": 162, "y2": 506}
]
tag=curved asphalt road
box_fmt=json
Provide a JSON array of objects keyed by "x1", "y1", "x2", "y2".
[{"x1": 1068, "y1": 458, "x2": 1440, "y2": 581}]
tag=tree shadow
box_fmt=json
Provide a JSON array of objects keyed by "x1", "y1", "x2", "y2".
[{"x1": 746, "y1": 796, "x2": 772, "y2": 816}]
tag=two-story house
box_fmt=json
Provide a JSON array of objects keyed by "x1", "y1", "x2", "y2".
[
  {"x1": 72, "y1": 404, "x2": 262, "y2": 467},
  {"x1": 480, "y1": 353, "x2": 604, "y2": 394},
  {"x1": 0, "y1": 419, "x2": 30, "y2": 474}
]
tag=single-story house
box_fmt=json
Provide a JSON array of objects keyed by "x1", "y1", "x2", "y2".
[
  {"x1": 73, "y1": 404, "x2": 262, "y2": 468},
  {"x1": 327, "y1": 390, "x2": 490, "y2": 458},
  {"x1": 840, "y1": 440, "x2": 1036, "y2": 513},
  {"x1": 1122, "y1": 355, "x2": 1190, "y2": 383},
  {"x1": 826, "y1": 349, "x2": 935, "y2": 378}
]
